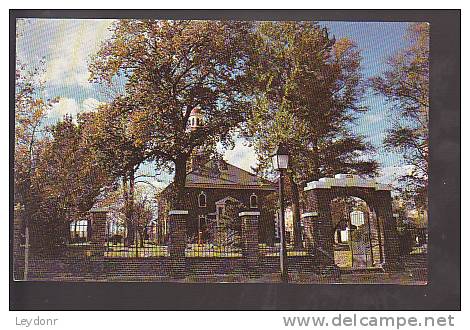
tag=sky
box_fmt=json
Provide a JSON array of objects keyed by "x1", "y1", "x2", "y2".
[{"x1": 15, "y1": 19, "x2": 417, "y2": 189}]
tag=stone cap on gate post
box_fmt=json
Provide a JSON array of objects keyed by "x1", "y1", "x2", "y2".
[
  {"x1": 238, "y1": 211, "x2": 260, "y2": 218},
  {"x1": 301, "y1": 212, "x2": 319, "y2": 219},
  {"x1": 89, "y1": 207, "x2": 109, "y2": 228},
  {"x1": 89, "y1": 207, "x2": 109, "y2": 224},
  {"x1": 90, "y1": 207, "x2": 109, "y2": 213},
  {"x1": 169, "y1": 210, "x2": 189, "y2": 216},
  {"x1": 304, "y1": 174, "x2": 393, "y2": 191},
  {"x1": 89, "y1": 207, "x2": 108, "y2": 236}
]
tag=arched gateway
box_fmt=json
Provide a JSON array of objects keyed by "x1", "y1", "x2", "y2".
[{"x1": 301, "y1": 174, "x2": 402, "y2": 272}]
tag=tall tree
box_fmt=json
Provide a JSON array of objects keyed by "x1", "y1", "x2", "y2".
[
  {"x1": 14, "y1": 60, "x2": 58, "y2": 247},
  {"x1": 247, "y1": 22, "x2": 377, "y2": 248},
  {"x1": 84, "y1": 100, "x2": 148, "y2": 245},
  {"x1": 89, "y1": 20, "x2": 256, "y2": 208},
  {"x1": 14, "y1": 54, "x2": 112, "y2": 249},
  {"x1": 31, "y1": 115, "x2": 114, "y2": 248},
  {"x1": 130, "y1": 185, "x2": 156, "y2": 248},
  {"x1": 370, "y1": 23, "x2": 429, "y2": 209}
]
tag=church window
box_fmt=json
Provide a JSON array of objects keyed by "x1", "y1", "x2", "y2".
[
  {"x1": 198, "y1": 191, "x2": 207, "y2": 207},
  {"x1": 250, "y1": 194, "x2": 258, "y2": 209}
]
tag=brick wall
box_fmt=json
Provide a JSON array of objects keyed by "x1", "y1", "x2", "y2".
[
  {"x1": 187, "y1": 257, "x2": 246, "y2": 275},
  {"x1": 158, "y1": 186, "x2": 276, "y2": 243},
  {"x1": 260, "y1": 256, "x2": 317, "y2": 273},
  {"x1": 23, "y1": 247, "x2": 320, "y2": 281},
  {"x1": 105, "y1": 258, "x2": 171, "y2": 279},
  {"x1": 25, "y1": 247, "x2": 94, "y2": 280}
]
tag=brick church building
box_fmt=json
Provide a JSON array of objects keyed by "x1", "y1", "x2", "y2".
[{"x1": 157, "y1": 107, "x2": 277, "y2": 245}]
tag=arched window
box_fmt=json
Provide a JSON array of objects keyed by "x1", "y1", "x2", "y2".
[
  {"x1": 198, "y1": 191, "x2": 207, "y2": 207},
  {"x1": 250, "y1": 194, "x2": 258, "y2": 209}
]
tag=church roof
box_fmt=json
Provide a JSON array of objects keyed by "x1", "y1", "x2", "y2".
[
  {"x1": 185, "y1": 159, "x2": 276, "y2": 190},
  {"x1": 190, "y1": 106, "x2": 202, "y2": 115}
]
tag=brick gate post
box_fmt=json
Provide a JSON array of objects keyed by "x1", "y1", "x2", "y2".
[
  {"x1": 300, "y1": 212, "x2": 318, "y2": 256},
  {"x1": 374, "y1": 191, "x2": 403, "y2": 271},
  {"x1": 168, "y1": 210, "x2": 188, "y2": 279},
  {"x1": 303, "y1": 188, "x2": 337, "y2": 275},
  {"x1": 89, "y1": 207, "x2": 108, "y2": 280},
  {"x1": 239, "y1": 211, "x2": 260, "y2": 277}
]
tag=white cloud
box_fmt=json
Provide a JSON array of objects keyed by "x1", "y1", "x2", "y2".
[
  {"x1": 18, "y1": 19, "x2": 116, "y2": 88},
  {"x1": 222, "y1": 139, "x2": 259, "y2": 174},
  {"x1": 146, "y1": 179, "x2": 170, "y2": 191},
  {"x1": 82, "y1": 98, "x2": 105, "y2": 112},
  {"x1": 49, "y1": 97, "x2": 81, "y2": 119},
  {"x1": 45, "y1": 19, "x2": 115, "y2": 87},
  {"x1": 377, "y1": 165, "x2": 415, "y2": 185},
  {"x1": 47, "y1": 97, "x2": 103, "y2": 121},
  {"x1": 45, "y1": 56, "x2": 90, "y2": 87}
]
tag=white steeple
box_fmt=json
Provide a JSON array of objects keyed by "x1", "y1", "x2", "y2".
[
  {"x1": 188, "y1": 106, "x2": 203, "y2": 131},
  {"x1": 187, "y1": 106, "x2": 206, "y2": 172}
]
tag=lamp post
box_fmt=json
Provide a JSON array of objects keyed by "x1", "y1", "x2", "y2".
[
  {"x1": 198, "y1": 216, "x2": 203, "y2": 245},
  {"x1": 272, "y1": 143, "x2": 289, "y2": 283}
]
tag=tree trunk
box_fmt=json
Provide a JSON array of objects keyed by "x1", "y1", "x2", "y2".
[
  {"x1": 123, "y1": 171, "x2": 136, "y2": 246},
  {"x1": 311, "y1": 138, "x2": 321, "y2": 181},
  {"x1": 289, "y1": 172, "x2": 303, "y2": 249},
  {"x1": 73, "y1": 220, "x2": 78, "y2": 241},
  {"x1": 122, "y1": 175, "x2": 132, "y2": 246},
  {"x1": 128, "y1": 169, "x2": 136, "y2": 246},
  {"x1": 172, "y1": 154, "x2": 189, "y2": 209},
  {"x1": 87, "y1": 218, "x2": 92, "y2": 241},
  {"x1": 139, "y1": 228, "x2": 144, "y2": 248}
]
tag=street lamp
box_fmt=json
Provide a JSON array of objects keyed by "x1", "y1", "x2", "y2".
[{"x1": 272, "y1": 142, "x2": 289, "y2": 283}]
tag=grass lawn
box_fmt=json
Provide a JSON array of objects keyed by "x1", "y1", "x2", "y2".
[
  {"x1": 259, "y1": 243, "x2": 308, "y2": 257},
  {"x1": 334, "y1": 250, "x2": 353, "y2": 268},
  {"x1": 104, "y1": 242, "x2": 309, "y2": 258},
  {"x1": 186, "y1": 244, "x2": 242, "y2": 257},
  {"x1": 105, "y1": 243, "x2": 168, "y2": 257}
]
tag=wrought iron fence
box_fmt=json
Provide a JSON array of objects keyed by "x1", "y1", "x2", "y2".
[
  {"x1": 339, "y1": 214, "x2": 384, "y2": 268},
  {"x1": 105, "y1": 220, "x2": 168, "y2": 257},
  {"x1": 258, "y1": 242, "x2": 308, "y2": 257},
  {"x1": 185, "y1": 214, "x2": 242, "y2": 257}
]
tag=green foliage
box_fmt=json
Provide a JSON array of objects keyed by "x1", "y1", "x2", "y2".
[
  {"x1": 350, "y1": 225, "x2": 368, "y2": 243},
  {"x1": 13, "y1": 60, "x2": 61, "y2": 250},
  {"x1": 14, "y1": 53, "x2": 116, "y2": 249},
  {"x1": 210, "y1": 200, "x2": 244, "y2": 247},
  {"x1": 246, "y1": 21, "x2": 378, "y2": 184},
  {"x1": 371, "y1": 23, "x2": 429, "y2": 209},
  {"x1": 89, "y1": 20, "x2": 258, "y2": 206},
  {"x1": 38, "y1": 116, "x2": 111, "y2": 215},
  {"x1": 245, "y1": 22, "x2": 378, "y2": 246},
  {"x1": 84, "y1": 101, "x2": 146, "y2": 179},
  {"x1": 14, "y1": 60, "x2": 57, "y2": 206},
  {"x1": 28, "y1": 115, "x2": 114, "y2": 249},
  {"x1": 397, "y1": 227, "x2": 415, "y2": 256}
]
